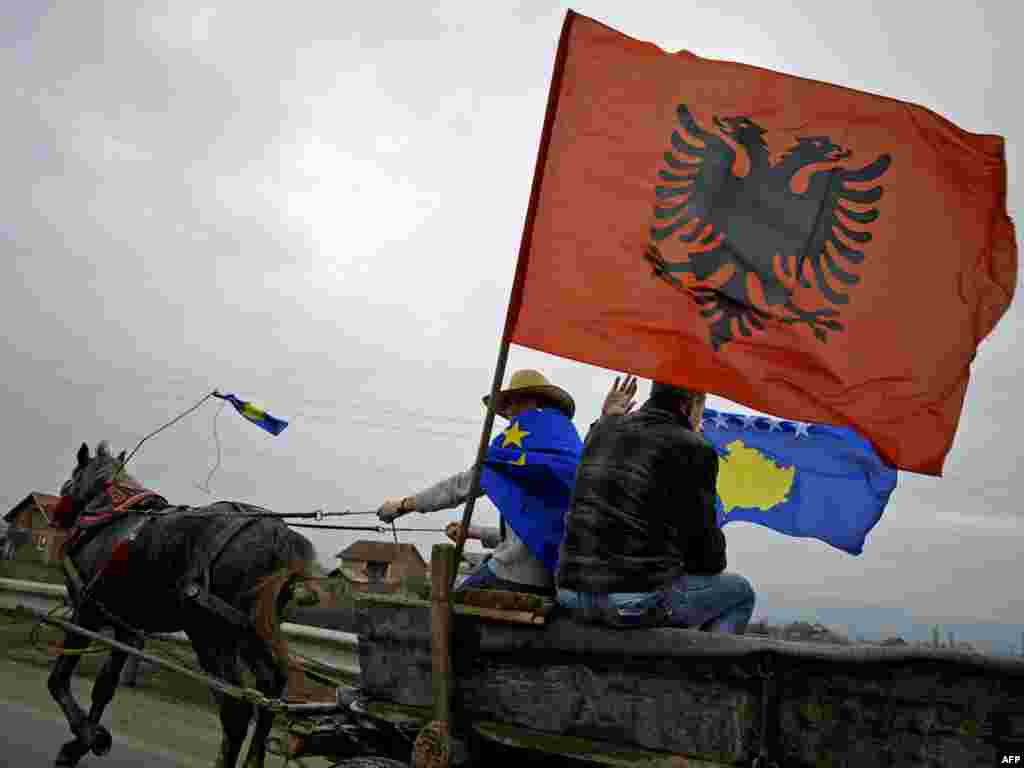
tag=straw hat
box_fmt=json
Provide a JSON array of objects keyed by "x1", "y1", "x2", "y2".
[{"x1": 482, "y1": 369, "x2": 575, "y2": 419}]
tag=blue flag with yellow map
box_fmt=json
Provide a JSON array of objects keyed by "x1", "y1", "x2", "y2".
[
  {"x1": 214, "y1": 392, "x2": 289, "y2": 436},
  {"x1": 481, "y1": 408, "x2": 583, "y2": 572},
  {"x1": 702, "y1": 408, "x2": 897, "y2": 555}
]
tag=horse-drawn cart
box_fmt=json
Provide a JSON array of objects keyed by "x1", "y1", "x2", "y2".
[
  {"x1": 24, "y1": 538, "x2": 1024, "y2": 768},
  {"x1": 29, "y1": 439, "x2": 1024, "y2": 768}
]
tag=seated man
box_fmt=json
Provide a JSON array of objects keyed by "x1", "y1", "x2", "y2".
[
  {"x1": 556, "y1": 381, "x2": 755, "y2": 633},
  {"x1": 378, "y1": 371, "x2": 636, "y2": 595}
]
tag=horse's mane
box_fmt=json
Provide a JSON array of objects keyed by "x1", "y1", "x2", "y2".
[{"x1": 115, "y1": 469, "x2": 145, "y2": 490}]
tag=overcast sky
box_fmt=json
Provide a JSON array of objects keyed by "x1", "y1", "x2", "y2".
[{"x1": 2, "y1": 2, "x2": 1019, "y2": 637}]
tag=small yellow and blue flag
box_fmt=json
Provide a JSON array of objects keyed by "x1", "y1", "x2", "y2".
[{"x1": 213, "y1": 392, "x2": 289, "y2": 436}]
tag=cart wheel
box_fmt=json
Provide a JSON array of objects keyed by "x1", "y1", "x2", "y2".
[{"x1": 331, "y1": 758, "x2": 408, "y2": 768}]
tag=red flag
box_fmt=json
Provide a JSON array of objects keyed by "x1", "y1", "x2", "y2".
[{"x1": 506, "y1": 10, "x2": 1017, "y2": 475}]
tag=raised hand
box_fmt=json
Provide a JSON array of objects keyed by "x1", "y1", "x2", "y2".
[{"x1": 602, "y1": 374, "x2": 638, "y2": 417}]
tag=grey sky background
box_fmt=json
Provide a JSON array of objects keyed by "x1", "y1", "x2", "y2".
[{"x1": 2, "y1": 3, "x2": 1020, "y2": 647}]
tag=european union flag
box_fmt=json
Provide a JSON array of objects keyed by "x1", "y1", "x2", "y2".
[
  {"x1": 702, "y1": 408, "x2": 897, "y2": 555},
  {"x1": 481, "y1": 408, "x2": 583, "y2": 572},
  {"x1": 214, "y1": 392, "x2": 289, "y2": 436}
]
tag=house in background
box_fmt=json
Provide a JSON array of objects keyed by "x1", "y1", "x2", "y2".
[
  {"x1": 334, "y1": 540, "x2": 428, "y2": 593},
  {"x1": 4, "y1": 492, "x2": 65, "y2": 565}
]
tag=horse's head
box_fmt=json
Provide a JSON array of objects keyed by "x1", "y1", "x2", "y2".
[{"x1": 58, "y1": 441, "x2": 134, "y2": 524}]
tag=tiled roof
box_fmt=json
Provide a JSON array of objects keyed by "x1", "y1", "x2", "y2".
[
  {"x1": 336, "y1": 540, "x2": 427, "y2": 567},
  {"x1": 4, "y1": 493, "x2": 60, "y2": 524}
]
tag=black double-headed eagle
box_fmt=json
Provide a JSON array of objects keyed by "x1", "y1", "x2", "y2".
[{"x1": 646, "y1": 104, "x2": 891, "y2": 349}]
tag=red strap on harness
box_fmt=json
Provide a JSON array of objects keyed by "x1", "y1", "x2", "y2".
[
  {"x1": 112, "y1": 491, "x2": 158, "y2": 512},
  {"x1": 52, "y1": 496, "x2": 75, "y2": 528},
  {"x1": 105, "y1": 481, "x2": 159, "y2": 513}
]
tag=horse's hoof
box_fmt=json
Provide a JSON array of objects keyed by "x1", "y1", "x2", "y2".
[
  {"x1": 90, "y1": 724, "x2": 113, "y2": 756},
  {"x1": 55, "y1": 738, "x2": 88, "y2": 767}
]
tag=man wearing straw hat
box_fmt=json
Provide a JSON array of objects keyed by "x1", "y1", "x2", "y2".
[{"x1": 378, "y1": 370, "x2": 636, "y2": 595}]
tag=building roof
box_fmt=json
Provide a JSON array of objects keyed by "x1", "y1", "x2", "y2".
[
  {"x1": 335, "y1": 540, "x2": 427, "y2": 567},
  {"x1": 3, "y1": 493, "x2": 60, "y2": 525}
]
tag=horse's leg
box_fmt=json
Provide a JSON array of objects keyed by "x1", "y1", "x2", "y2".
[
  {"x1": 191, "y1": 634, "x2": 252, "y2": 768},
  {"x1": 76, "y1": 627, "x2": 137, "y2": 757},
  {"x1": 48, "y1": 625, "x2": 93, "y2": 767},
  {"x1": 121, "y1": 652, "x2": 141, "y2": 686},
  {"x1": 239, "y1": 637, "x2": 288, "y2": 768}
]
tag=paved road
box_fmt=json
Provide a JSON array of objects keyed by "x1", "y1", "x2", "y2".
[
  {"x1": 0, "y1": 656, "x2": 345, "y2": 767},
  {"x1": 0, "y1": 657, "x2": 300, "y2": 767},
  {"x1": 1, "y1": 698, "x2": 198, "y2": 767},
  {"x1": 0, "y1": 655, "x2": 593, "y2": 768}
]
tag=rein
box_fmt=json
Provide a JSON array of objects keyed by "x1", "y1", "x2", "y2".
[{"x1": 89, "y1": 479, "x2": 425, "y2": 545}]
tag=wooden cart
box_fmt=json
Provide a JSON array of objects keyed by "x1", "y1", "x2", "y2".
[{"x1": 283, "y1": 545, "x2": 1024, "y2": 768}]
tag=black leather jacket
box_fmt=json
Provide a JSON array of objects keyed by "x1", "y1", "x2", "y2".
[{"x1": 556, "y1": 402, "x2": 726, "y2": 593}]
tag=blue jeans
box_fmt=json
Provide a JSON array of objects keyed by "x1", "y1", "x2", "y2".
[
  {"x1": 456, "y1": 558, "x2": 554, "y2": 597},
  {"x1": 457, "y1": 558, "x2": 500, "y2": 591},
  {"x1": 557, "y1": 572, "x2": 755, "y2": 634}
]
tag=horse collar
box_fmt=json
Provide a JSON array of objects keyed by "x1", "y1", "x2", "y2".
[{"x1": 106, "y1": 482, "x2": 160, "y2": 513}]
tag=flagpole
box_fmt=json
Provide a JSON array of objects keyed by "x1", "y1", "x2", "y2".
[
  {"x1": 449, "y1": 10, "x2": 577, "y2": 590},
  {"x1": 450, "y1": 338, "x2": 510, "y2": 587}
]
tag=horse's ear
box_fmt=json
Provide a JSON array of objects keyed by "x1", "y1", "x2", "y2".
[{"x1": 77, "y1": 443, "x2": 90, "y2": 469}]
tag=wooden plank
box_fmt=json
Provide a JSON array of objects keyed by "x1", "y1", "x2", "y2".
[
  {"x1": 453, "y1": 604, "x2": 545, "y2": 626},
  {"x1": 454, "y1": 588, "x2": 546, "y2": 613},
  {"x1": 429, "y1": 544, "x2": 454, "y2": 723},
  {"x1": 473, "y1": 720, "x2": 731, "y2": 767},
  {"x1": 412, "y1": 543, "x2": 456, "y2": 768}
]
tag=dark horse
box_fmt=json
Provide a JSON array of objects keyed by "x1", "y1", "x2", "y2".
[{"x1": 49, "y1": 441, "x2": 319, "y2": 768}]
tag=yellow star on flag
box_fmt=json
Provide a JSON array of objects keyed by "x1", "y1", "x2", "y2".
[{"x1": 501, "y1": 421, "x2": 530, "y2": 449}]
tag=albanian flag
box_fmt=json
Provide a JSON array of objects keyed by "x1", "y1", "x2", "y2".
[{"x1": 505, "y1": 10, "x2": 1016, "y2": 475}]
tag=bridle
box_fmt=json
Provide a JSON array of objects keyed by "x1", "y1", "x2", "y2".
[
  {"x1": 59, "y1": 472, "x2": 163, "y2": 526},
  {"x1": 105, "y1": 480, "x2": 161, "y2": 513}
]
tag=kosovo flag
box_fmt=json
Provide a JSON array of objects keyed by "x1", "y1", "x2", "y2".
[
  {"x1": 481, "y1": 408, "x2": 583, "y2": 572},
  {"x1": 214, "y1": 392, "x2": 289, "y2": 436},
  {"x1": 702, "y1": 408, "x2": 898, "y2": 555}
]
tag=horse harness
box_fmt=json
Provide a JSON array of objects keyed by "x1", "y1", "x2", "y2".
[
  {"x1": 62, "y1": 485, "x2": 168, "y2": 607},
  {"x1": 179, "y1": 502, "x2": 264, "y2": 631},
  {"x1": 63, "y1": 487, "x2": 269, "y2": 635}
]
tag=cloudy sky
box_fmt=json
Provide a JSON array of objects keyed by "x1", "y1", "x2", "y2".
[{"x1": 2, "y1": 2, "x2": 1019, "y2": 644}]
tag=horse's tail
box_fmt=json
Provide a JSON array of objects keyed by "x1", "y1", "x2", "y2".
[{"x1": 250, "y1": 559, "x2": 319, "y2": 676}]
